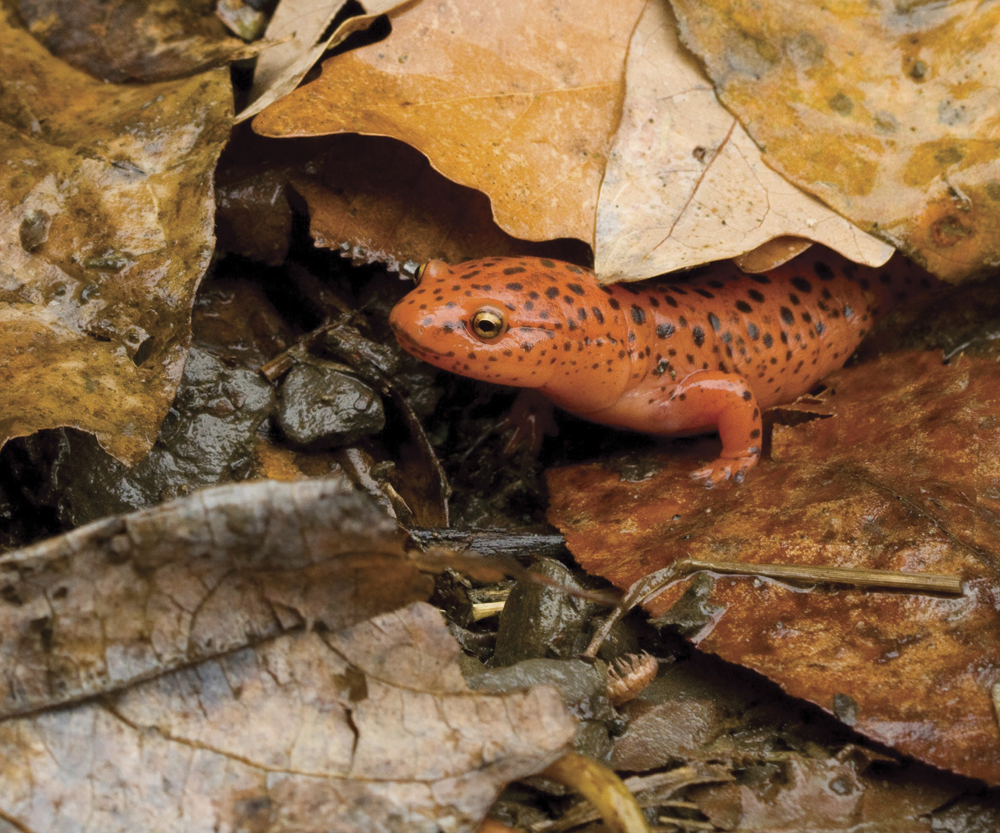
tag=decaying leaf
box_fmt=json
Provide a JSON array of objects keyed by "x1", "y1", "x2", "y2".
[
  {"x1": 253, "y1": 0, "x2": 646, "y2": 244},
  {"x1": 0, "y1": 9, "x2": 232, "y2": 464},
  {"x1": 594, "y1": 0, "x2": 893, "y2": 282},
  {"x1": 0, "y1": 602, "x2": 576, "y2": 832},
  {"x1": 18, "y1": 0, "x2": 257, "y2": 82},
  {"x1": 237, "y1": 0, "x2": 411, "y2": 124},
  {"x1": 0, "y1": 477, "x2": 431, "y2": 717},
  {"x1": 546, "y1": 352, "x2": 1000, "y2": 785},
  {"x1": 670, "y1": 0, "x2": 1000, "y2": 282}
]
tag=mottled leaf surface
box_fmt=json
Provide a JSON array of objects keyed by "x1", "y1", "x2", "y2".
[
  {"x1": 0, "y1": 10, "x2": 232, "y2": 463},
  {"x1": 670, "y1": 0, "x2": 1000, "y2": 281}
]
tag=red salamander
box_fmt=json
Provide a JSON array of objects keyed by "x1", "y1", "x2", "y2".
[{"x1": 389, "y1": 249, "x2": 933, "y2": 486}]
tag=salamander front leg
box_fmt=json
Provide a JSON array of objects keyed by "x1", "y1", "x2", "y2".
[{"x1": 666, "y1": 371, "x2": 763, "y2": 488}]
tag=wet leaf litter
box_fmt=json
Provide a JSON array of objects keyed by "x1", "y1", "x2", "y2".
[{"x1": 0, "y1": 0, "x2": 999, "y2": 830}]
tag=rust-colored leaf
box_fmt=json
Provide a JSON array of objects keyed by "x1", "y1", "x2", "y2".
[
  {"x1": 253, "y1": 0, "x2": 646, "y2": 244},
  {"x1": 18, "y1": 0, "x2": 256, "y2": 82},
  {"x1": 546, "y1": 352, "x2": 1000, "y2": 784},
  {"x1": 0, "y1": 602, "x2": 575, "y2": 831},
  {"x1": 669, "y1": 0, "x2": 1000, "y2": 282},
  {"x1": 0, "y1": 10, "x2": 232, "y2": 464},
  {"x1": 594, "y1": 0, "x2": 893, "y2": 282}
]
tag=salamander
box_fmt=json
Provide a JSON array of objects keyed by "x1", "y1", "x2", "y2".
[{"x1": 389, "y1": 249, "x2": 934, "y2": 486}]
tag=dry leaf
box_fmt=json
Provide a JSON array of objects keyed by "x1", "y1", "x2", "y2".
[
  {"x1": 0, "y1": 9, "x2": 232, "y2": 464},
  {"x1": 237, "y1": 0, "x2": 411, "y2": 123},
  {"x1": 253, "y1": 0, "x2": 646, "y2": 244},
  {"x1": 670, "y1": 0, "x2": 1000, "y2": 282},
  {"x1": 18, "y1": 0, "x2": 257, "y2": 82},
  {"x1": 594, "y1": 0, "x2": 893, "y2": 282},
  {"x1": 0, "y1": 477, "x2": 431, "y2": 717},
  {"x1": 546, "y1": 352, "x2": 1000, "y2": 785},
  {"x1": 0, "y1": 602, "x2": 575, "y2": 832},
  {"x1": 292, "y1": 134, "x2": 592, "y2": 271}
]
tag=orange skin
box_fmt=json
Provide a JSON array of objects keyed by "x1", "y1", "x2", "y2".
[{"x1": 389, "y1": 250, "x2": 932, "y2": 486}]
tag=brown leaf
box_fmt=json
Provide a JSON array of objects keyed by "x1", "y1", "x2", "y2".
[
  {"x1": 669, "y1": 0, "x2": 1000, "y2": 282},
  {"x1": 0, "y1": 477, "x2": 432, "y2": 717},
  {"x1": 0, "y1": 603, "x2": 575, "y2": 832},
  {"x1": 546, "y1": 352, "x2": 1000, "y2": 784},
  {"x1": 594, "y1": 0, "x2": 893, "y2": 282},
  {"x1": 253, "y1": 0, "x2": 646, "y2": 244},
  {"x1": 18, "y1": 0, "x2": 257, "y2": 82},
  {"x1": 292, "y1": 134, "x2": 592, "y2": 271},
  {"x1": 0, "y1": 10, "x2": 232, "y2": 464},
  {"x1": 236, "y1": 0, "x2": 410, "y2": 123}
]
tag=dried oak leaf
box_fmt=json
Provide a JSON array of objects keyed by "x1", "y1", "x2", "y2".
[
  {"x1": 18, "y1": 0, "x2": 258, "y2": 83},
  {"x1": 0, "y1": 601, "x2": 575, "y2": 832},
  {"x1": 669, "y1": 0, "x2": 1000, "y2": 283},
  {"x1": 290, "y1": 134, "x2": 594, "y2": 271},
  {"x1": 546, "y1": 351, "x2": 1000, "y2": 785},
  {"x1": 253, "y1": 0, "x2": 646, "y2": 244},
  {"x1": 0, "y1": 477, "x2": 433, "y2": 718},
  {"x1": 0, "y1": 11, "x2": 232, "y2": 464},
  {"x1": 236, "y1": 0, "x2": 410, "y2": 123},
  {"x1": 594, "y1": 0, "x2": 893, "y2": 282}
]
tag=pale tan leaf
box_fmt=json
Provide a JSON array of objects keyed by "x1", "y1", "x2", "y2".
[
  {"x1": 0, "y1": 478, "x2": 431, "y2": 718},
  {"x1": 594, "y1": 0, "x2": 893, "y2": 282},
  {"x1": 0, "y1": 603, "x2": 575, "y2": 833}
]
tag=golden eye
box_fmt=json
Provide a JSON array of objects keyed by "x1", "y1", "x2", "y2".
[
  {"x1": 471, "y1": 308, "x2": 505, "y2": 340},
  {"x1": 414, "y1": 262, "x2": 428, "y2": 284}
]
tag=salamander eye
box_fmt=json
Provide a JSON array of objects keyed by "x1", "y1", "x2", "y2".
[
  {"x1": 415, "y1": 262, "x2": 428, "y2": 284},
  {"x1": 471, "y1": 308, "x2": 506, "y2": 340}
]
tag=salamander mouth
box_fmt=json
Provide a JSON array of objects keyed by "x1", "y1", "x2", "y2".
[{"x1": 391, "y1": 325, "x2": 450, "y2": 359}]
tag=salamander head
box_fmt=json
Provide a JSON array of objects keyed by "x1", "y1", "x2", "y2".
[{"x1": 389, "y1": 257, "x2": 633, "y2": 398}]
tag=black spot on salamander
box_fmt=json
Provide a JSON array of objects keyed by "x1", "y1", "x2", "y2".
[
  {"x1": 628, "y1": 332, "x2": 636, "y2": 343},
  {"x1": 567, "y1": 283, "x2": 586, "y2": 296},
  {"x1": 618, "y1": 350, "x2": 627, "y2": 358},
  {"x1": 780, "y1": 307, "x2": 795, "y2": 325},
  {"x1": 815, "y1": 321, "x2": 826, "y2": 335},
  {"x1": 694, "y1": 288, "x2": 715, "y2": 299},
  {"x1": 791, "y1": 277, "x2": 812, "y2": 293},
  {"x1": 762, "y1": 332, "x2": 774, "y2": 348},
  {"x1": 801, "y1": 311, "x2": 812, "y2": 324},
  {"x1": 506, "y1": 282, "x2": 523, "y2": 290},
  {"x1": 539, "y1": 310, "x2": 550, "y2": 320},
  {"x1": 528, "y1": 291, "x2": 539, "y2": 300},
  {"x1": 708, "y1": 313, "x2": 721, "y2": 332},
  {"x1": 592, "y1": 307, "x2": 605, "y2": 324},
  {"x1": 679, "y1": 393, "x2": 687, "y2": 401},
  {"x1": 679, "y1": 316, "x2": 688, "y2": 328},
  {"x1": 788, "y1": 293, "x2": 800, "y2": 306},
  {"x1": 609, "y1": 298, "x2": 621, "y2": 310},
  {"x1": 504, "y1": 303, "x2": 515, "y2": 311},
  {"x1": 525, "y1": 301, "x2": 534, "y2": 311},
  {"x1": 649, "y1": 296, "x2": 660, "y2": 307},
  {"x1": 672, "y1": 286, "x2": 689, "y2": 295},
  {"x1": 545, "y1": 287, "x2": 559, "y2": 299},
  {"x1": 578, "y1": 308, "x2": 587, "y2": 321},
  {"x1": 721, "y1": 332, "x2": 733, "y2": 344},
  {"x1": 631, "y1": 305, "x2": 646, "y2": 325},
  {"x1": 750, "y1": 428, "x2": 761, "y2": 438},
  {"x1": 540, "y1": 259, "x2": 556, "y2": 268},
  {"x1": 748, "y1": 289, "x2": 765, "y2": 303},
  {"x1": 563, "y1": 295, "x2": 574, "y2": 305},
  {"x1": 622, "y1": 284, "x2": 641, "y2": 295},
  {"x1": 692, "y1": 326, "x2": 706, "y2": 347},
  {"x1": 566, "y1": 265, "x2": 584, "y2": 274},
  {"x1": 750, "y1": 274, "x2": 772, "y2": 284},
  {"x1": 747, "y1": 322, "x2": 760, "y2": 340},
  {"x1": 814, "y1": 261, "x2": 835, "y2": 281},
  {"x1": 656, "y1": 323, "x2": 675, "y2": 339},
  {"x1": 843, "y1": 305, "x2": 854, "y2": 319},
  {"x1": 664, "y1": 295, "x2": 679, "y2": 308},
  {"x1": 504, "y1": 267, "x2": 526, "y2": 277},
  {"x1": 859, "y1": 278, "x2": 870, "y2": 290},
  {"x1": 735, "y1": 300, "x2": 753, "y2": 313},
  {"x1": 707, "y1": 280, "x2": 724, "y2": 289}
]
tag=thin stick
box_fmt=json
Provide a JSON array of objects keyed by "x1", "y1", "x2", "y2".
[{"x1": 681, "y1": 559, "x2": 964, "y2": 594}]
